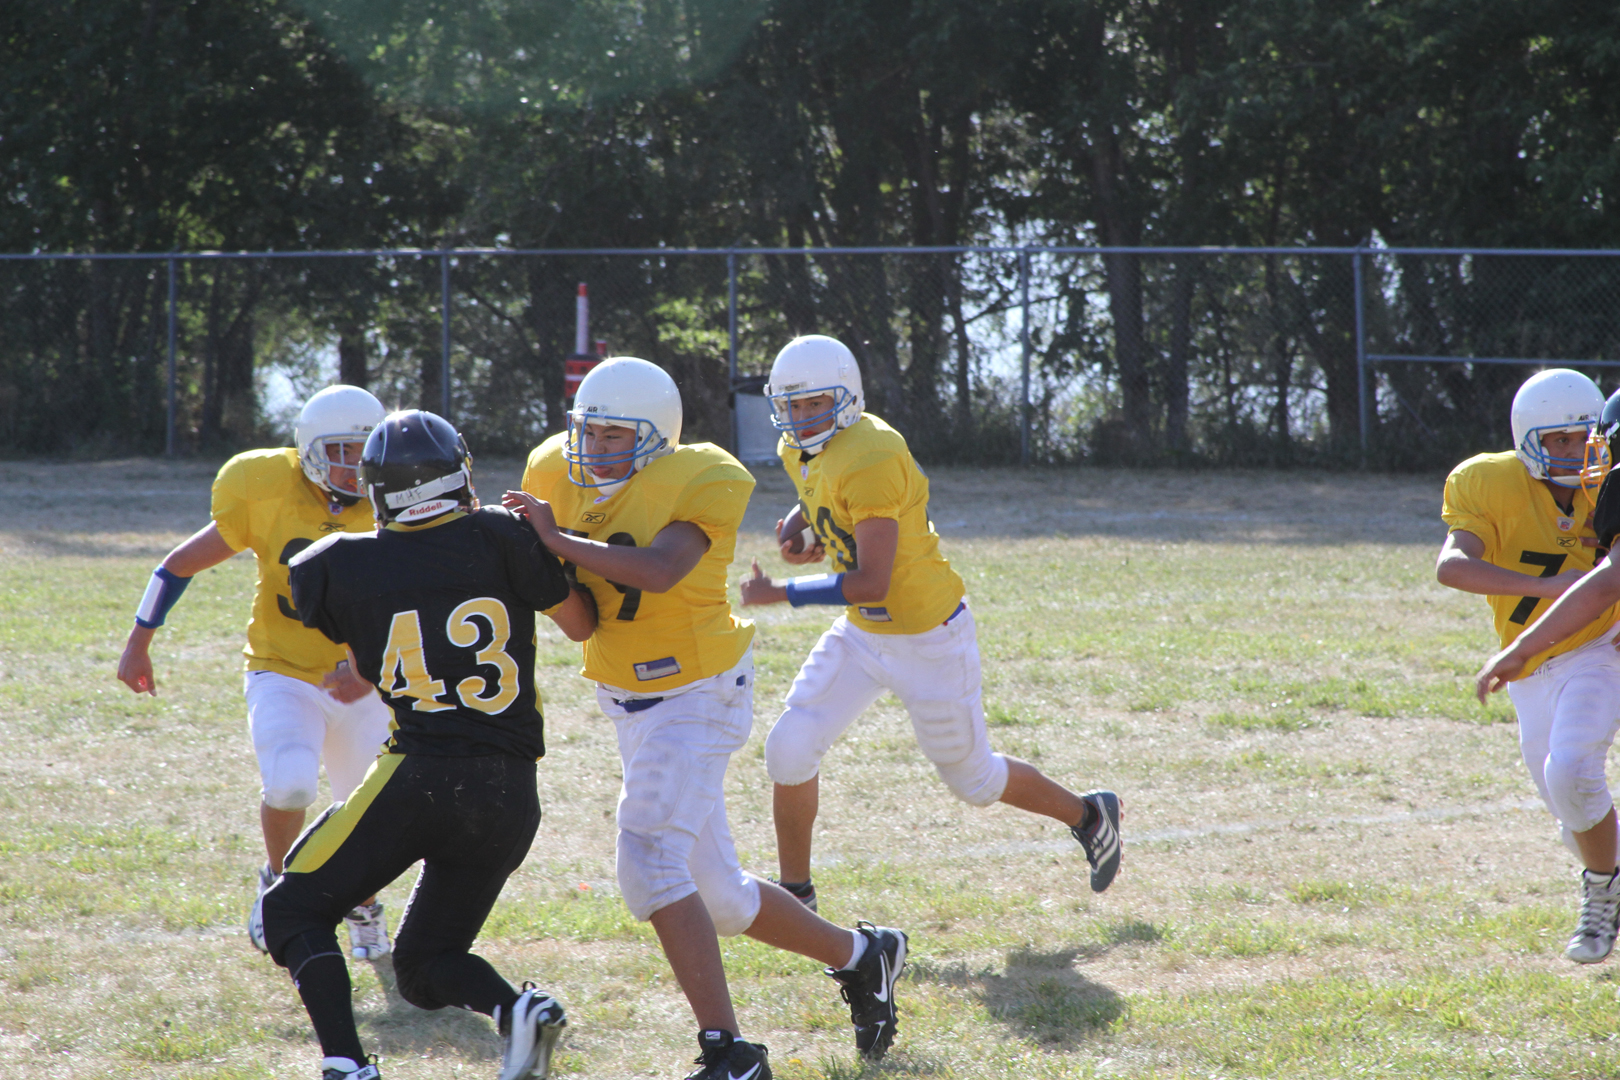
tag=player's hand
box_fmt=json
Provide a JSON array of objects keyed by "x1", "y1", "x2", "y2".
[
  {"x1": 1474, "y1": 648, "x2": 1526, "y2": 703},
  {"x1": 739, "y1": 558, "x2": 786, "y2": 606},
  {"x1": 322, "y1": 655, "x2": 373, "y2": 704},
  {"x1": 116, "y1": 634, "x2": 157, "y2": 695},
  {"x1": 779, "y1": 539, "x2": 827, "y2": 565},
  {"x1": 502, "y1": 490, "x2": 560, "y2": 540}
]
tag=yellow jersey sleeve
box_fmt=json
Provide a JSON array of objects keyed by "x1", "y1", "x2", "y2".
[
  {"x1": 210, "y1": 458, "x2": 254, "y2": 553},
  {"x1": 1440, "y1": 456, "x2": 1503, "y2": 553},
  {"x1": 521, "y1": 432, "x2": 569, "y2": 503},
  {"x1": 679, "y1": 469, "x2": 756, "y2": 547}
]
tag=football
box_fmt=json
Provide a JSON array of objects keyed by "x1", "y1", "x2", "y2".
[{"x1": 778, "y1": 504, "x2": 816, "y2": 554}]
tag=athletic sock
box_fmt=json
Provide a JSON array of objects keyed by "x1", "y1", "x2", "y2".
[
  {"x1": 284, "y1": 938, "x2": 365, "y2": 1063},
  {"x1": 1075, "y1": 800, "x2": 1098, "y2": 832},
  {"x1": 839, "y1": 929, "x2": 866, "y2": 971}
]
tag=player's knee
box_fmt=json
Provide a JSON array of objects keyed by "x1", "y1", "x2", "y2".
[
  {"x1": 1546, "y1": 752, "x2": 1614, "y2": 832},
  {"x1": 764, "y1": 715, "x2": 822, "y2": 786},
  {"x1": 275, "y1": 925, "x2": 341, "y2": 975},
  {"x1": 703, "y1": 876, "x2": 761, "y2": 937},
  {"x1": 616, "y1": 830, "x2": 694, "y2": 922},
  {"x1": 934, "y1": 751, "x2": 1008, "y2": 807},
  {"x1": 261, "y1": 748, "x2": 321, "y2": 811}
]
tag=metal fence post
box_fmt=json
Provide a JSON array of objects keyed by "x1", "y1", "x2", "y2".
[
  {"x1": 727, "y1": 251, "x2": 738, "y2": 456},
  {"x1": 440, "y1": 253, "x2": 452, "y2": 419},
  {"x1": 166, "y1": 256, "x2": 177, "y2": 458},
  {"x1": 1019, "y1": 247, "x2": 1031, "y2": 467},
  {"x1": 1354, "y1": 248, "x2": 1368, "y2": 462}
]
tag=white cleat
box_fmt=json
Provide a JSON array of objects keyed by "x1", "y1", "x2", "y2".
[
  {"x1": 497, "y1": 985, "x2": 567, "y2": 1080},
  {"x1": 1568, "y1": 867, "x2": 1620, "y2": 964},
  {"x1": 247, "y1": 863, "x2": 275, "y2": 954},
  {"x1": 345, "y1": 901, "x2": 392, "y2": 960}
]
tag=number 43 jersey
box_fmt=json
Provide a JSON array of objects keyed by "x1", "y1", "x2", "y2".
[
  {"x1": 1442, "y1": 449, "x2": 1620, "y2": 677},
  {"x1": 288, "y1": 507, "x2": 572, "y2": 759},
  {"x1": 532, "y1": 441, "x2": 756, "y2": 694}
]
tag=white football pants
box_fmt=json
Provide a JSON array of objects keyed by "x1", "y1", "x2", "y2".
[
  {"x1": 244, "y1": 670, "x2": 391, "y2": 812},
  {"x1": 601, "y1": 649, "x2": 762, "y2": 936},
  {"x1": 1508, "y1": 622, "x2": 1620, "y2": 850},
  {"x1": 765, "y1": 605, "x2": 1010, "y2": 806}
]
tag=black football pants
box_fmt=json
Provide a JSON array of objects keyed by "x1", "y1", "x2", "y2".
[{"x1": 261, "y1": 752, "x2": 541, "y2": 1062}]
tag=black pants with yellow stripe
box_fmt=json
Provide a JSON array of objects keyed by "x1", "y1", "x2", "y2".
[{"x1": 262, "y1": 752, "x2": 540, "y2": 1062}]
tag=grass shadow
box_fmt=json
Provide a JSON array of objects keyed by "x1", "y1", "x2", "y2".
[{"x1": 978, "y1": 947, "x2": 1126, "y2": 1045}]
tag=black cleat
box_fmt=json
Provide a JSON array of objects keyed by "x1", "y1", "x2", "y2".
[
  {"x1": 1071, "y1": 790, "x2": 1122, "y2": 893},
  {"x1": 826, "y1": 922, "x2": 908, "y2": 1061},
  {"x1": 683, "y1": 1029, "x2": 771, "y2": 1080}
]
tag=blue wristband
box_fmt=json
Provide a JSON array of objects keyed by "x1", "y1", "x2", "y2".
[
  {"x1": 785, "y1": 573, "x2": 847, "y2": 607},
  {"x1": 134, "y1": 566, "x2": 193, "y2": 628}
]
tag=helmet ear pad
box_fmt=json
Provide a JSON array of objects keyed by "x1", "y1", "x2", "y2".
[{"x1": 360, "y1": 410, "x2": 475, "y2": 524}]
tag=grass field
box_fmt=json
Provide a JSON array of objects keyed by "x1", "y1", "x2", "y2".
[{"x1": 2, "y1": 459, "x2": 1615, "y2": 1079}]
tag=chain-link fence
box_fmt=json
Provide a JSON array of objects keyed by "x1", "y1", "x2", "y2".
[{"x1": 5, "y1": 247, "x2": 1620, "y2": 469}]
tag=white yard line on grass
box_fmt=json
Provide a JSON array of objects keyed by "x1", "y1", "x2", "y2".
[{"x1": 813, "y1": 795, "x2": 1553, "y2": 865}]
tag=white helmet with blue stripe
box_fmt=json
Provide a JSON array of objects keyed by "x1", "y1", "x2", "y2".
[
  {"x1": 765, "y1": 335, "x2": 865, "y2": 453},
  {"x1": 1511, "y1": 368, "x2": 1604, "y2": 488},
  {"x1": 564, "y1": 357, "x2": 682, "y2": 488}
]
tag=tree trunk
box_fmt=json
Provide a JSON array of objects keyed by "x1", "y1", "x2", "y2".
[
  {"x1": 338, "y1": 322, "x2": 368, "y2": 388},
  {"x1": 1089, "y1": 125, "x2": 1150, "y2": 451},
  {"x1": 1164, "y1": 260, "x2": 1195, "y2": 453}
]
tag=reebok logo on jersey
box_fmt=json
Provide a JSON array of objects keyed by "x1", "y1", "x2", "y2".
[
  {"x1": 582, "y1": 511, "x2": 606, "y2": 523},
  {"x1": 318, "y1": 521, "x2": 347, "y2": 533}
]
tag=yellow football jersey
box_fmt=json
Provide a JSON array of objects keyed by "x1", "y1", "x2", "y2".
[
  {"x1": 779, "y1": 413, "x2": 965, "y2": 634},
  {"x1": 531, "y1": 442, "x2": 756, "y2": 692},
  {"x1": 212, "y1": 448, "x2": 376, "y2": 683},
  {"x1": 520, "y1": 431, "x2": 569, "y2": 503},
  {"x1": 1442, "y1": 450, "x2": 1620, "y2": 677}
]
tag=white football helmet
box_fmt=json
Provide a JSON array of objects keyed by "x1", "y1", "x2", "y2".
[
  {"x1": 1511, "y1": 368, "x2": 1604, "y2": 488},
  {"x1": 296, "y1": 384, "x2": 386, "y2": 504},
  {"x1": 565, "y1": 357, "x2": 682, "y2": 488},
  {"x1": 765, "y1": 335, "x2": 864, "y2": 452}
]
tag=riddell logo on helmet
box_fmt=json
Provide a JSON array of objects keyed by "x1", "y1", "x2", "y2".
[{"x1": 399, "y1": 497, "x2": 458, "y2": 522}]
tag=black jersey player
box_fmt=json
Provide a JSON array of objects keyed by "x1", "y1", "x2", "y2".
[{"x1": 263, "y1": 410, "x2": 594, "y2": 1080}]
